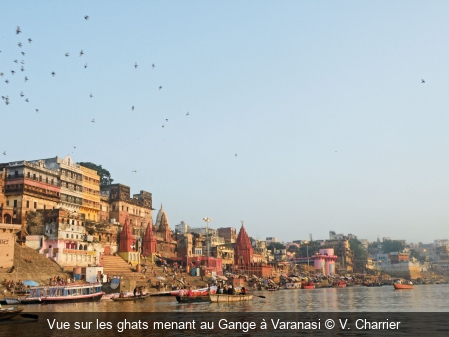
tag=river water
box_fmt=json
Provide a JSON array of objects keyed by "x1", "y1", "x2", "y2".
[{"x1": 23, "y1": 284, "x2": 448, "y2": 312}]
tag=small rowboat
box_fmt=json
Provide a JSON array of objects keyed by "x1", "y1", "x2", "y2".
[
  {"x1": 0, "y1": 307, "x2": 24, "y2": 321},
  {"x1": 176, "y1": 295, "x2": 210, "y2": 303},
  {"x1": 111, "y1": 294, "x2": 150, "y2": 301},
  {"x1": 393, "y1": 283, "x2": 413, "y2": 290},
  {"x1": 209, "y1": 294, "x2": 253, "y2": 303}
]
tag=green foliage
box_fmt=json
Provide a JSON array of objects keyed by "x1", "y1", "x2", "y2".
[
  {"x1": 410, "y1": 249, "x2": 426, "y2": 263},
  {"x1": 298, "y1": 241, "x2": 321, "y2": 257},
  {"x1": 78, "y1": 162, "x2": 114, "y2": 185},
  {"x1": 267, "y1": 242, "x2": 286, "y2": 251},
  {"x1": 382, "y1": 240, "x2": 404, "y2": 254},
  {"x1": 349, "y1": 238, "x2": 368, "y2": 272}
]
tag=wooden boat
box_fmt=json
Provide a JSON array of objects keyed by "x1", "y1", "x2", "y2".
[
  {"x1": 209, "y1": 294, "x2": 253, "y2": 303},
  {"x1": 5, "y1": 297, "x2": 41, "y2": 305},
  {"x1": 285, "y1": 282, "x2": 301, "y2": 289},
  {"x1": 26, "y1": 282, "x2": 104, "y2": 303},
  {"x1": 302, "y1": 282, "x2": 315, "y2": 289},
  {"x1": 111, "y1": 294, "x2": 150, "y2": 301},
  {"x1": 335, "y1": 281, "x2": 347, "y2": 288},
  {"x1": 0, "y1": 307, "x2": 24, "y2": 321},
  {"x1": 176, "y1": 295, "x2": 210, "y2": 303},
  {"x1": 170, "y1": 286, "x2": 217, "y2": 296},
  {"x1": 393, "y1": 282, "x2": 414, "y2": 290}
]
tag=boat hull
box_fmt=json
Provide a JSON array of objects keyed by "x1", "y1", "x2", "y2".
[
  {"x1": 176, "y1": 295, "x2": 210, "y2": 303},
  {"x1": 393, "y1": 283, "x2": 414, "y2": 290},
  {"x1": 0, "y1": 307, "x2": 24, "y2": 321},
  {"x1": 209, "y1": 294, "x2": 253, "y2": 303},
  {"x1": 111, "y1": 294, "x2": 149, "y2": 302},
  {"x1": 41, "y1": 292, "x2": 104, "y2": 303},
  {"x1": 303, "y1": 285, "x2": 315, "y2": 289}
]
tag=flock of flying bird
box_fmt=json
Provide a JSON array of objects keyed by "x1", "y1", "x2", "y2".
[{"x1": 1, "y1": 16, "x2": 200, "y2": 162}]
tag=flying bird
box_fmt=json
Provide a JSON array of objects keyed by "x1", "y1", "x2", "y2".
[
  {"x1": 159, "y1": 86, "x2": 162, "y2": 90},
  {"x1": 134, "y1": 62, "x2": 138, "y2": 69},
  {"x1": 18, "y1": 42, "x2": 22, "y2": 48},
  {"x1": 132, "y1": 170, "x2": 137, "y2": 173},
  {"x1": 20, "y1": 60, "x2": 25, "y2": 64},
  {"x1": 186, "y1": 112, "x2": 189, "y2": 116},
  {"x1": 79, "y1": 50, "x2": 84, "y2": 57},
  {"x1": 132, "y1": 106, "x2": 134, "y2": 111},
  {"x1": 16, "y1": 26, "x2": 21, "y2": 34},
  {"x1": 166, "y1": 119, "x2": 168, "y2": 122},
  {"x1": 5, "y1": 79, "x2": 9, "y2": 84},
  {"x1": 91, "y1": 119, "x2": 95, "y2": 123},
  {"x1": 51, "y1": 72, "x2": 55, "y2": 77},
  {"x1": 25, "y1": 98, "x2": 29, "y2": 102},
  {"x1": 152, "y1": 64, "x2": 155, "y2": 69},
  {"x1": 2, "y1": 151, "x2": 5, "y2": 155},
  {"x1": 14, "y1": 59, "x2": 18, "y2": 63},
  {"x1": 162, "y1": 124, "x2": 165, "y2": 128},
  {"x1": 0, "y1": 72, "x2": 3, "y2": 77},
  {"x1": 24, "y1": 76, "x2": 28, "y2": 82},
  {"x1": 84, "y1": 15, "x2": 89, "y2": 20},
  {"x1": 35, "y1": 109, "x2": 39, "y2": 113},
  {"x1": 21, "y1": 52, "x2": 25, "y2": 56},
  {"x1": 28, "y1": 38, "x2": 32, "y2": 43},
  {"x1": 11, "y1": 70, "x2": 15, "y2": 75},
  {"x1": 90, "y1": 93, "x2": 93, "y2": 98},
  {"x1": 421, "y1": 79, "x2": 425, "y2": 83},
  {"x1": 21, "y1": 66, "x2": 24, "y2": 72},
  {"x1": 65, "y1": 53, "x2": 69, "y2": 57},
  {"x1": 84, "y1": 63, "x2": 88, "y2": 68},
  {"x1": 73, "y1": 146, "x2": 76, "y2": 149},
  {"x1": 20, "y1": 91, "x2": 24, "y2": 97},
  {"x1": 235, "y1": 154, "x2": 237, "y2": 157}
]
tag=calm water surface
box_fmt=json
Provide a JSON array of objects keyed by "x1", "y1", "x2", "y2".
[{"x1": 23, "y1": 284, "x2": 448, "y2": 312}]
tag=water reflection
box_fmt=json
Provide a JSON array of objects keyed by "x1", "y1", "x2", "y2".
[{"x1": 23, "y1": 284, "x2": 449, "y2": 312}]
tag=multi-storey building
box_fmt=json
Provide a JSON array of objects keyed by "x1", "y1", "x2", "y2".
[
  {"x1": 43, "y1": 156, "x2": 83, "y2": 214},
  {"x1": 0, "y1": 168, "x2": 13, "y2": 224},
  {"x1": 0, "y1": 160, "x2": 61, "y2": 236},
  {"x1": 218, "y1": 227, "x2": 237, "y2": 244},
  {"x1": 80, "y1": 165, "x2": 100, "y2": 221}
]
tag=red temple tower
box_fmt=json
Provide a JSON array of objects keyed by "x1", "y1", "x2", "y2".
[
  {"x1": 234, "y1": 224, "x2": 253, "y2": 266},
  {"x1": 119, "y1": 218, "x2": 135, "y2": 252},
  {"x1": 142, "y1": 219, "x2": 157, "y2": 257}
]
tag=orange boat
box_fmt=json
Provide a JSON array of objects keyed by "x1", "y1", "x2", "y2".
[
  {"x1": 302, "y1": 282, "x2": 315, "y2": 289},
  {"x1": 393, "y1": 281, "x2": 413, "y2": 290}
]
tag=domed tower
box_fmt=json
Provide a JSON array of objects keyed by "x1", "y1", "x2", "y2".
[
  {"x1": 234, "y1": 224, "x2": 253, "y2": 266},
  {"x1": 119, "y1": 218, "x2": 135, "y2": 252}
]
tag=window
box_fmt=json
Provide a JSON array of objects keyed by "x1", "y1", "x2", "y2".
[
  {"x1": 26, "y1": 200, "x2": 29, "y2": 208},
  {"x1": 33, "y1": 174, "x2": 36, "y2": 180},
  {"x1": 27, "y1": 172, "x2": 30, "y2": 178},
  {"x1": 66, "y1": 234, "x2": 69, "y2": 238},
  {"x1": 39, "y1": 176, "x2": 42, "y2": 182},
  {"x1": 43, "y1": 205, "x2": 46, "y2": 210},
  {"x1": 46, "y1": 177, "x2": 48, "y2": 183},
  {"x1": 14, "y1": 171, "x2": 18, "y2": 178},
  {"x1": 13, "y1": 200, "x2": 17, "y2": 207},
  {"x1": 34, "y1": 202, "x2": 37, "y2": 209},
  {"x1": 7, "y1": 200, "x2": 10, "y2": 206}
]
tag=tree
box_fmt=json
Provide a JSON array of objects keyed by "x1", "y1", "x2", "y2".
[
  {"x1": 77, "y1": 162, "x2": 114, "y2": 186},
  {"x1": 267, "y1": 242, "x2": 286, "y2": 251},
  {"x1": 382, "y1": 240, "x2": 404, "y2": 254},
  {"x1": 298, "y1": 241, "x2": 321, "y2": 258},
  {"x1": 349, "y1": 238, "x2": 368, "y2": 272}
]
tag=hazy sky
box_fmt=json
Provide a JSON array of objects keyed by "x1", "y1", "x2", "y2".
[{"x1": 2, "y1": 1, "x2": 449, "y2": 244}]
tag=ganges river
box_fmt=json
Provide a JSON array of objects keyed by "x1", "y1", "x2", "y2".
[{"x1": 21, "y1": 284, "x2": 449, "y2": 312}]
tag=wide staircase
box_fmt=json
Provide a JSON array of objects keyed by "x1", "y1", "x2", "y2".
[{"x1": 102, "y1": 255, "x2": 140, "y2": 279}]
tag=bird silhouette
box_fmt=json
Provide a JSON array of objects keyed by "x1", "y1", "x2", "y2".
[
  {"x1": 28, "y1": 38, "x2": 32, "y2": 43},
  {"x1": 16, "y1": 26, "x2": 21, "y2": 34},
  {"x1": 159, "y1": 86, "x2": 162, "y2": 90},
  {"x1": 91, "y1": 119, "x2": 95, "y2": 123},
  {"x1": 421, "y1": 79, "x2": 425, "y2": 83},
  {"x1": 80, "y1": 50, "x2": 84, "y2": 57},
  {"x1": 235, "y1": 154, "x2": 237, "y2": 157},
  {"x1": 21, "y1": 52, "x2": 25, "y2": 56},
  {"x1": 90, "y1": 93, "x2": 93, "y2": 98},
  {"x1": 73, "y1": 146, "x2": 76, "y2": 149},
  {"x1": 20, "y1": 91, "x2": 24, "y2": 97},
  {"x1": 0, "y1": 72, "x2": 3, "y2": 77},
  {"x1": 35, "y1": 109, "x2": 39, "y2": 113},
  {"x1": 5, "y1": 79, "x2": 9, "y2": 84},
  {"x1": 24, "y1": 76, "x2": 28, "y2": 82},
  {"x1": 152, "y1": 64, "x2": 155, "y2": 69},
  {"x1": 84, "y1": 63, "x2": 88, "y2": 68},
  {"x1": 65, "y1": 53, "x2": 69, "y2": 57},
  {"x1": 186, "y1": 112, "x2": 189, "y2": 116},
  {"x1": 132, "y1": 106, "x2": 134, "y2": 111},
  {"x1": 2, "y1": 151, "x2": 5, "y2": 155},
  {"x1": 11, "y1": 70, "x2": 15, "y2": 75},
  {"x1": 132, "y1": 170, "x2": 137, "y2": 173},
  {"x1": 14, "y1": 60, "x2": 18, "y2": 63},
  {"x1": 51, "y1": 72, "x2": 55, "y2": 77},
  {"x1": 25, "y1": 98, "x2": 29, "y2": 102},
  {"x1": 20, "y1": 60, "x2": 25, "y2": 64},
  {"x1": 134, "y1": 62, "x2": 138, "y2": 69},
  {"x1": 21, "y1": 66, "x2": 24, "y2": 72},
  {"x1": 85, "y1": 15, "x2": 89, "y2": 20},
  {"x1": 18, "y1": 42, "x2": 22, "y2": 48},
  {"x1": 162, "y1": 124, "x2": 165, "y2": 128}
]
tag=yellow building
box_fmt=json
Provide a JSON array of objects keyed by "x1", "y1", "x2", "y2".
[{"x1": 79, "y1": 165, "x2": 100, "y2": 222}]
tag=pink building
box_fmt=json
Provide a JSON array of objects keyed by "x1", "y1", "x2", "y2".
[{"x1": 311, "y1": 248, "x2": 337, "y2": 275}]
